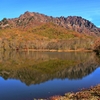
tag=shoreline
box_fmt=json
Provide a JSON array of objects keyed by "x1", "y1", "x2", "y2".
[
  {"x1": 19, "y1": 49, "x2": 93, "y2": 52},
  {"x1": 47, "y1": 84, "x2": 100, "y2": 100}
]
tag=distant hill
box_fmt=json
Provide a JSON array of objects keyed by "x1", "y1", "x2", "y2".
[{"x1": 0, "y1": 11, "x2": 99, "y2": 51}]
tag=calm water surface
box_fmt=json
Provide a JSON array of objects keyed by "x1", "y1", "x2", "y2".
[{"x1": 0, "y1": 51, "x2": 100, "y2": 100}]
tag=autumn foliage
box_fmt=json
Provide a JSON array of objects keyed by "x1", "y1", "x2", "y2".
[
  {"x1": 0, "y1": 23, "x2": 95, "y2": 51},
  {"x1": 93, "y1": 38, "x2": 100, "y2": 54}
]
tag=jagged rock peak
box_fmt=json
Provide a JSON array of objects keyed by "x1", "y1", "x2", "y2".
[
  {"x1": 19, "y1": 11, "x2": 35, "y2": 18},
  {"x1": 66, "y1": 16, "x2": 96, "y2": 28}
]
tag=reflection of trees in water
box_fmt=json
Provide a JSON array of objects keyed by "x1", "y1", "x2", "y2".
[
  {"x1": 0, "y1": 51, "x2": 94, "y2": 61},
  {"x1": 0, "y1": 51, "x2": 99, "y2": 85}
]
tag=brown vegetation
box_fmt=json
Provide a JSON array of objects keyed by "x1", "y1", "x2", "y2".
[
  {"x1": 93, "y1": 38, "x2": 100, "y2": 54},
  {"x1": 0, "y1": 22, "x2": 96, "y2": 51}
]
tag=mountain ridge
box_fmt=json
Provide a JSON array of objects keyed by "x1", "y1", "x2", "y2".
[{"x1": 0, "y1": 11, "x2": 100, "y2": 36}]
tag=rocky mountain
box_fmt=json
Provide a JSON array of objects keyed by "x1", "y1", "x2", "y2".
[
  {"x1": 0, "y1": 11, "x2": 100, "y2": 36},
  {"x1": 0, "y1": 11, "x2": 100, "y2": 51}
]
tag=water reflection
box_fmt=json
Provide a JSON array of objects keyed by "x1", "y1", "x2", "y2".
[
  {"x1": 0, "y1": 51, "x2": 100, "y2": 99},
  {"x1": 0, "y1": 51, "x2": 99, "y2": 85}
]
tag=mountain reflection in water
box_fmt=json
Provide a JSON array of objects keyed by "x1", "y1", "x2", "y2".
[
  {"x1": 0, "y1": 51, "x2": 99, "y2": 85},
  {"x1": 0, "y1": 51, "x2": 100, "y2": 99}
]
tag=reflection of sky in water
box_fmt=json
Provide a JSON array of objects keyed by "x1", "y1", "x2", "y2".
[{"x1": 0, "y1": 67, "x2": 100, "y2": 100}]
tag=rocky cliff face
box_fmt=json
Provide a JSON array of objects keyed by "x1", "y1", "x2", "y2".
[
  {"x1": 0, "y1": 11, "x2": 100, "y2": 36},
  {"x1": 61, "y1": 16, "x2": 100, "y2": 36}
]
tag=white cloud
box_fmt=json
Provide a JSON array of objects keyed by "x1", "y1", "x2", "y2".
[
  {"x1": 98, "y1": 26, "x2": 100, "y2": 28},
  {"x1": 87, "y1": 18, "x2": 93, "y2": 21}
]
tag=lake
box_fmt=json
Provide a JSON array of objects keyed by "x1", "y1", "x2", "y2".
[{"x1": 0, "y1": 51, "x2": 100, "y2": 100}]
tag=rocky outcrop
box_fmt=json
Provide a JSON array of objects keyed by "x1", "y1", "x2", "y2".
[
  {"x1": 61, "y1": 16, "x2": 100, "y2": 36},
  {"x1": 0, "y1": 11, "x2": 100, "y2": 36}
]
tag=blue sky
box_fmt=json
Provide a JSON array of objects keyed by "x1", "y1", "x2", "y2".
[{"x1": 0, "y1": 0, "x2": 100, "y2": 27}]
